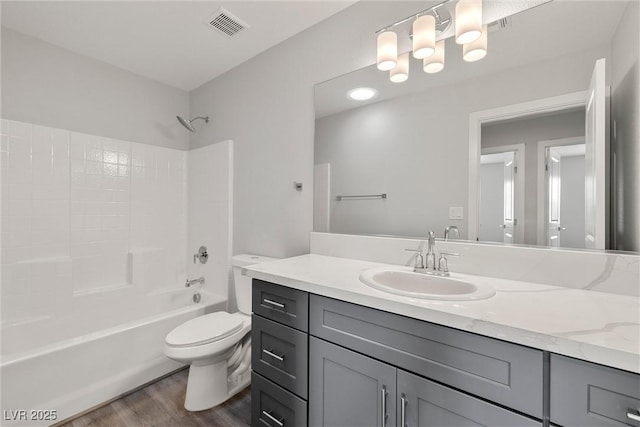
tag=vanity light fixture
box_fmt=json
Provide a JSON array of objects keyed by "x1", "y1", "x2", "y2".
[
  {"x1": 347, "y1": 87, "x2": 378, "y2": 101},
  {"x1": 424, "y1": 40, "x2": 445, "y2": 73},
  {"x1": 463, "y1": 24, "x2": 487, "y2": 61},
  {"x1": 455, "y1": 0, "x2": 482, "y2": 44},
  {"x1": 390, "y1": 52, "x2": 410, "y2": 83},
  {"x1": 376, "y1": 30, "x2": 398, "y2": 71},
  {"x1": 375, "y1": 0, "x2": 487, "y2": 82}
]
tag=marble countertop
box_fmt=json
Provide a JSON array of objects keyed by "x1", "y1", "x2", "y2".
[{"x1": 245, "y1": 254, "x2": 640, "y2": 374}]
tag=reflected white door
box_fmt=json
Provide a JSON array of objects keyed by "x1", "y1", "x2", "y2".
[
  {"x1": 546, "y1": 147, "x2": 562, "y2": 247},
  {"x1": 479, "y1": 151, "x2": 517, "y2": 243},
  {"x1": 584, "y1": 58, "x2": 607, "y2": 249},
  {"x1": 502, "y1": 153, "x2": 516, "y2": 243}
]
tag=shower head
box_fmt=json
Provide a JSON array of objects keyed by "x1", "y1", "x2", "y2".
[{"x1": 177, "y1": 115, "x2": 209, "y2": 132}]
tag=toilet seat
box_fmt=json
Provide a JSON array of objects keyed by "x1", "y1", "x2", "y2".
[{"x1": 166, "y1": 312, "x2": 243, "y2": 348}]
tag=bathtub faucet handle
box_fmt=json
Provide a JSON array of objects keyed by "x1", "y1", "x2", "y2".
[{"x1": 193, "y1": 246, "x2": 208, "y2": 264}]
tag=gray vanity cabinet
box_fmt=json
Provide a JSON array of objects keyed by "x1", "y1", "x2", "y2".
[
  {"x1": 251, "y1": 279, "x2": 639, "y2": 427},
  {"x1": 309, "y1": 336, "x2": 397, "y2": 427},
  {"x1": 550, "y1": 354, "x2": 640, "y2": 426}
]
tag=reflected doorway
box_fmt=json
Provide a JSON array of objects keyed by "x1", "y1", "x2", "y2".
[
  {"x1": 537, "y1": 139, "x2": 586, "y2": 248},
  {"x1": 479, "y1": 144, "x2": 525, "y2": 244}
]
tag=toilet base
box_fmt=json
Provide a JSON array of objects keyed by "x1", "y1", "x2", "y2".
[{"x1": 183, "y1": 359, "x2": 250, "y2": 411}]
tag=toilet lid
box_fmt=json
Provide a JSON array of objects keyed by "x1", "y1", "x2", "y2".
[{"x1": 166, "y1": 312, "x2": 244, "y2": 347}]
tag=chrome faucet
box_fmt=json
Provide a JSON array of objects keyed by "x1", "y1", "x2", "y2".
[
  {"x1": 405, "y1": 231, "x2": 460, "y2": 276},
  {"x1": 425, "y1": 230, "x2": 436, "y2": 272},
  {"x1": 185, "y1": 276, "x2": 205, "y2": 287},
  {"x1": 444, "y1": 226, "x2": 460, "y2": 241}
]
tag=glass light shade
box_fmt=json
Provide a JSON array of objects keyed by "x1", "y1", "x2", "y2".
[
  {"x1": 412, "y1": 15, "x2": 436, "y2": 59},
  {"x1": 423, "y1": 40, "x2": 445, "y2": 73},
  {"x1": 377, "y1": 31, "x2": 398, "y2": 71},
  {"x1": 390, "y1": 52, "x2": 410, "y2": 83},
  {"x1": 455, "y1": 0, "x2": 482, "y2": 45},
  {"x1": 463, "y1": 25, "x2": 487, "y2": 62}
]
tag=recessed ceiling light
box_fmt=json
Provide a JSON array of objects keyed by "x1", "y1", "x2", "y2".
[{"x1": 348, "y1": 87, "x2": 378, "y2": 101}]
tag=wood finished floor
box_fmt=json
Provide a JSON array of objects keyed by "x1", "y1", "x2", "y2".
[{"x1": 56, "y1": 369, "x2": 251, "y2": 427}]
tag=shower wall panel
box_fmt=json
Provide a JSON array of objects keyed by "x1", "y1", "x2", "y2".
[{"x1": 1, "y1": 119, "x2": 187, "y2": 330}]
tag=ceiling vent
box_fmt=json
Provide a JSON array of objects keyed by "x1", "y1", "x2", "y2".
[{"x1": 205, "y1": 8, "x2": 249, "y2": 37}]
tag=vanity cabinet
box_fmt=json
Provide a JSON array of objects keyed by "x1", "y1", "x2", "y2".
[
  {"x1": 251, "y1": 280, "x2": 309, "y2": 427},
  {"x1": 550, "y1": 354, "x2": 640, "y2": 427},
  {"x1": 250, "y1": 279, "x2": 639, "y2": 427}
]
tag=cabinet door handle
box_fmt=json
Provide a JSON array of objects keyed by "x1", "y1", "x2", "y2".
[
  {"x1": 262, "y1": 410, "x2": 284, "y2": 427},
  {"x1": 627, "y1": 409, "x2": 640, "y2": 422},
  {"x1": 262, "y1": 348, "x2": 285, "y2": 362},
  {"x1": 263, "y1": 298, "x2": 285, "y2": 309},
  {"x1": 400, "y1": 394, "x2": 407, "y2": 427},
  {"x1": 381, "y1": 385, "x2": 388, "y2": 427}
]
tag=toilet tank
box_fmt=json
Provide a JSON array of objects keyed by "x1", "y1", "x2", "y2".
[{"x1": 231, "y1": 254, "x2": 278, "y2": 315}]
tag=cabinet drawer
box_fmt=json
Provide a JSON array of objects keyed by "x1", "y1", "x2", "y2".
[
  {"x1": 252, "y1": 372, "x2": 308, "y2": 427},
  {"x1": 399, "y1": 370, "x2": 541, "y2": 426},
  {"x1": 310, "y1": 294, "x2": 543, "y2": 418},
  {"x1": 550, "y1": 354, "x2": 640, "y2": 426},
  {"x1": 252, "y1": 314, "x2": 308, "y2": 399},
  {"x1": 253, "y1": 279, "x2": 309, "y2": 332}
]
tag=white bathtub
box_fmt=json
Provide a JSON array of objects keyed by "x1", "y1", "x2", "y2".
[{"x1": 0, "y1": 289, "x2": 226, "y2": 426}]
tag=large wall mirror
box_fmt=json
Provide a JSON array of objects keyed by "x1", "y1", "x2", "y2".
[{"x1": 313, "y1": 0, "x2": 639, "y2": 252}]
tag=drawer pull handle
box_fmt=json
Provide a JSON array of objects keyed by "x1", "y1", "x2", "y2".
[
  {"x1": 263, "y1": 348, "x2": 285, "y2": 362},
  {"x1": 400, "y1": 394, "x2": 407, "y2": 427},
  {"x1": 263, "y1": 298, "x2": 286, "y2": 309},
  {"x1": 627, "y1": 409, "x2": 640, "y2": 422},
  {"x1": 262, "y1": 410, "x2": 284, "y2": 427},
  {"x1": 381, "y1": 385, "x2": 388, "y2": 427}
]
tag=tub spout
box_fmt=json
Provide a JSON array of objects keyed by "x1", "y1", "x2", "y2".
[{"x1": 185, "y1": 276, "x2": 205, "y2": 287}]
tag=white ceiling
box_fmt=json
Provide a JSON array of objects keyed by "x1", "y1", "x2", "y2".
[{"x1": 1, "y1": 1, "x2": 357, "y2": 91}]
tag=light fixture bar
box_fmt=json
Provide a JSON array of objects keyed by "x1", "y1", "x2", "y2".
[{"x1": 374, "y1": 0, "x2": 449, "y2": 34}]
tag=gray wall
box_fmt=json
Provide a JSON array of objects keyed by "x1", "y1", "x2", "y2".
[
  {"x1": 189, "y1": 2, "x2": 428, "y2": 257},
  {"x1": 315, "y1": 49, "x2": 602, "y2": 241},
  {"x1": 610, "y1": 0, "x2": 640, "y2": 252},
  {"x1": 482, "y1": 110, "x2": 585, "y2": 245},
  {"x1": 1, "y1": 28, "x2": 190, "y2": 150}
]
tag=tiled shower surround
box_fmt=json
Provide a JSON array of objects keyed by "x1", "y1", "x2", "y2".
[{"x1": 1, "y1": 119, "x2": 187, "y2": 354}]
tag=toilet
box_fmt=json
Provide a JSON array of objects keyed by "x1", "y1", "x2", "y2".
[{"x1": 163, "y1": 254, "x2": 277, "y2": 411}]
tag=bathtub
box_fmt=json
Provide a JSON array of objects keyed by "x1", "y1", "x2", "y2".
[{"x1": 0, "y1": 289, "x2": 226, "y2": 426}]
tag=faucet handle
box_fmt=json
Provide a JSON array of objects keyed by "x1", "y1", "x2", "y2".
[
  {"x1": 405, "y1": 248, "x2": 425, "y2": 269},
  {"x1": 437, "y1": 252, "x2": 459, "y2": 276}
]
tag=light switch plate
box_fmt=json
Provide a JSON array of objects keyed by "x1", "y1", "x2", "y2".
[{"x1": 449, "y1": 207, "x2": 464, "y2": 220}]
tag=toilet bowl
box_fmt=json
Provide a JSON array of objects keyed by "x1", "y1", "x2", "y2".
[{"x1": 163, "y1": 254, "x2": 277, "y2": 411}]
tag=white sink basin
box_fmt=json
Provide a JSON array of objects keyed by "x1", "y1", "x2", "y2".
[{"x1": 359, "y1": 267, "x2": 495, "y2": 301}]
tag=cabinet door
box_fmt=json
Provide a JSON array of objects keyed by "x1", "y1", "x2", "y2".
[
  {"x1": 309, "y1": 337, "x2": 396, "y2": 427},
  {"x1": 398, "y1": 370, "x2": 541, "y2": 427}
]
